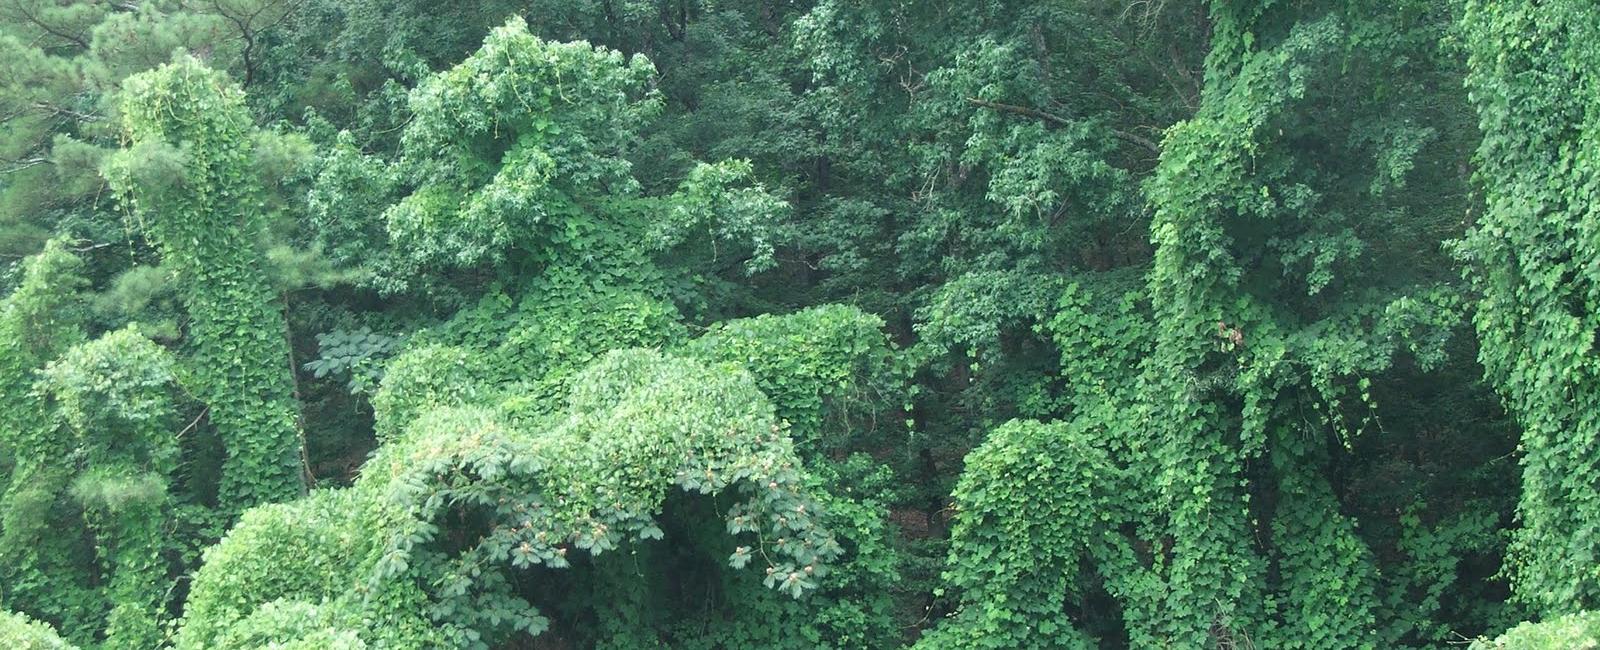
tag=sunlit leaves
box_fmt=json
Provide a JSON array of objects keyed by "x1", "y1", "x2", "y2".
[
  {"x1": 1460, "y1": 0, "x2": 1600, "y2": 614},
  {"x1": 0, "y1": 609, "x2": 76, "y2": 650},
  {"x1": 384, "y1": 17, "x2": 656, "y2": 275},
  {"x1": 1471, "y1": 611, "x2": 1600, "y2": 649}
]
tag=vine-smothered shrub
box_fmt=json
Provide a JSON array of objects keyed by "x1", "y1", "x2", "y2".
[
  {"x1": 40, "y1": 327, "x2": 180, "y2": 650},
  {"x1": 0, "y1": 241, "x2": 94, "y2": 641},
  {"x1": 0, "y1": 610, "x2": 76, "y2": 650},
  {"x1": 178, "y1": 350, "x2": 847, "y2": 647}
]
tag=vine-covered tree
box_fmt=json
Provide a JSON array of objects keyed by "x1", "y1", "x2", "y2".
[
  {"x1": 104, "y1": 55, "x2": 305, "y2": 510},
  {"x1": 1459, "y1": 0, "x2": 1600, "y2": 615},
  {"x1": 40, "y1": 326, "x2": 179, "y2": 650},
  {"x1": 0, "y1": 240, "x2": 93, "y2": 640}
]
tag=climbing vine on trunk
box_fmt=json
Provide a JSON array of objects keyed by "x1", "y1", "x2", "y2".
[
  {"x1": 1459, "y1": 0, "x2": 1600, "y2": 614},
  {"x1": 104, "y1": 56, "x2": 305, "y2": 510}
]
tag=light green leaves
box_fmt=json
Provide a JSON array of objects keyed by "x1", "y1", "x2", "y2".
[
  {"x1": 384, "y1": 18, "x2": 657, "y2": 275},
  {"x1": 1472, "y1": 611, "x2": 1600, "y2": 649},
  {"x1": 0, "y1": 610, "x2": 76, "y2": 650},
  {"x1": 107, "y1": 54, "x2": 305, "y2": 510}
]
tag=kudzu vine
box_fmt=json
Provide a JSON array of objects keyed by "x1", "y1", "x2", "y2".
[
  {"x1": 927, "y1": 2, "x2": 1471, "y2": 647},
  {"x1": 1460, "y1": 0, "x2": 1600, "y2": 614},
  {"x1": 39, "y1": 326, "x2": 180, "y2": 650},
  {"x1": 2, "y1": 2, "x2": 1587, "y2": 647},
  {"x1": 0, "y1": 240, "x2": 94, "y2": 641},
  {"x1": 0, "y1": 609, "x2": 77, "y2": 650},
  {"x1": 104, "y1": 55, "x2": 305, "y2": 509},
  {"x1": 177, "y1": 349, "x2": 854, "y2": 648}
]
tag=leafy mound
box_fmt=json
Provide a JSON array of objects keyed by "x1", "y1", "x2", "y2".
[{"x1": 178, "y1": 348, "x2": 847, "y2": 648}]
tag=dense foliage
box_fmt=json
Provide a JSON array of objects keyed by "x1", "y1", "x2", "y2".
[
  {"x1": 104, "y1": 56, "x2": 305, "y2": 511},
  {"x1": 0, "y1": 0, "x2": 1590, "y2": 647},
  {"x1": 1459, "y1": 0, "x2": 1600, "y2": 615}
]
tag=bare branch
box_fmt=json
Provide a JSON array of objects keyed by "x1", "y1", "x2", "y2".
[
  {"x1": 32, "y1": 101, "x2": 103, "y2": 123},
  {"x1": 0, "y1": 157, "x2": 50, "y2": 175},
  {"x1": 177, "y1": 407, "x2": 210, "y2": 438},
  {"x1": 965, "y1": 97, "x2": 1163, "y2": 156}
]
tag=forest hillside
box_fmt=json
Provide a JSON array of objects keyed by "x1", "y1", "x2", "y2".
[{"x1": 0, "y1": 1, "x2": 1597, "y2": 648}]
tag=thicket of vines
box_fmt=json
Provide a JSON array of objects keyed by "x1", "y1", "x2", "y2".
[{"x1": 0, "y1": 0, "x2": 1594, "y2": 648}]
